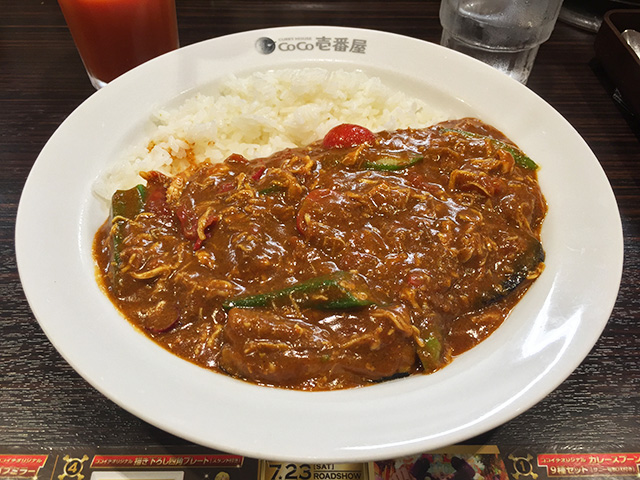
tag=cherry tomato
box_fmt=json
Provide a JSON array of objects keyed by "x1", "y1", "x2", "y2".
[
  {"x1": 176, "y1": 201, "x2": 198, "y2": 240},
  {"x1": 322, "y1": 124, "x2": 375, "y2": 149}
]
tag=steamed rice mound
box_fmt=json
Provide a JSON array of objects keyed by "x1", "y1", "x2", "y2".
[{"x1": 94, "y1": 68, "x2": 443, "y2": 199}]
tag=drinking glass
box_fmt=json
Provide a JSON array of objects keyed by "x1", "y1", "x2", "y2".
[
  {"x1": 58, "y1": 0, "x2": 180, "y2": 89},
  {"x1": 439, "y1": 0, "x2": 564, "y2": 84}
]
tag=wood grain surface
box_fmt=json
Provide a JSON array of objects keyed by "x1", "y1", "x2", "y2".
[{"x1": 1, "y1": 0, "x2": 638, "y2": 453}]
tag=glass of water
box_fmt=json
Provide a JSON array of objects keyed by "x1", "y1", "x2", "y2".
[{"x1": 439, "y1": 0, "x2": 564, "y2": 84}]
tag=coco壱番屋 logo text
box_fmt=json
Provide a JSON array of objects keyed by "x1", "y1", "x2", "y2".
[{"x1": 255, "y1": 36, "x2": 368, "y2": 54}]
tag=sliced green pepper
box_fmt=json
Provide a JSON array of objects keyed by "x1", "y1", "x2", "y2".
[
  {"x1": 363, "y1": 155, "x2": 424, "y2": 171},
  {"x1": 441, "y1": 127, "x2": 538, "y2": 170},
  {"x1": 112, "y1": 184, "x2": 147, "y2": 219},
  {"x1": 223, "y1": 271, "x2": 376, "y2": 310},
  {"x1": 110, "y1": 184, "x2": 147, "y2": 285},
  {"x1": 257, "y1": 184, "x2": 285, "y2": 195},
  {"x1": 415, "y1": 327, "x2": 445, "y2": 373}
]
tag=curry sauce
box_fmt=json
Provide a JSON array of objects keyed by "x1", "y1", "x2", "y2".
[{"x1": 94, "y1": 118, "x2": 547, "y2": 390}]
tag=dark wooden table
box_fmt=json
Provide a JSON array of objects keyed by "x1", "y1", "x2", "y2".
[{"x1": 2, "y1": 0, "x2": 638, "y2": 465}]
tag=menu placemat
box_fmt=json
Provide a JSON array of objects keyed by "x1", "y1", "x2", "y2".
[{"x1": 1, "y1": 446, "x2": 638, "y2": 480}]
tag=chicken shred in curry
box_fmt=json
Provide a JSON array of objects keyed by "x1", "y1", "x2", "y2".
[{"x1": 94, "y1": 118, "x2": 547, "y2": 390}]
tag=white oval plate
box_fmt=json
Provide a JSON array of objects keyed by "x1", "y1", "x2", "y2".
[{"x1": 16, "y1": 26, "x2": 623, "y2": 462}]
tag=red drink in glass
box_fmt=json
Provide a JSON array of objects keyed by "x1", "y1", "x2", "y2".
[{"x1": 58, "y1": 0, "x2": 179, "y2": 89}]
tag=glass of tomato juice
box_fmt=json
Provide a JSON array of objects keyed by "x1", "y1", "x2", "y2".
[{"x1": 57, "y1": 0, "x2": 180, "y2": 89}]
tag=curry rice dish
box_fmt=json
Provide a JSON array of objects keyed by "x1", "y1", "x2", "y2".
[{"x1": 94, "y1": 118, "x2": 547, "y2": 391}]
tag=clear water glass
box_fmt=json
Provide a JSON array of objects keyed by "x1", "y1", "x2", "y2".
[{"x1": 439, "y1": 0, "x2": 564, "y2": 84}]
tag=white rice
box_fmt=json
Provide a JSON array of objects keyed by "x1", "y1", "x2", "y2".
[{"x1": 94, "y1": 68, "x2": 443, "y2": 200}]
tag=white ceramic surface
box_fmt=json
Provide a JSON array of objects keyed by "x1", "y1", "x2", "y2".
[{"x1": 16, "y1": 26, "x2": 623, "y2": 462}]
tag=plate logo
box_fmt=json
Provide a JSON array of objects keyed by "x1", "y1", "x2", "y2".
[
  {"x1": 255, "y1": 36, "x2": 367, "y2": 55},
  {"x1": 255, "y1": 37, "x2": 276, "y2": 54}
]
